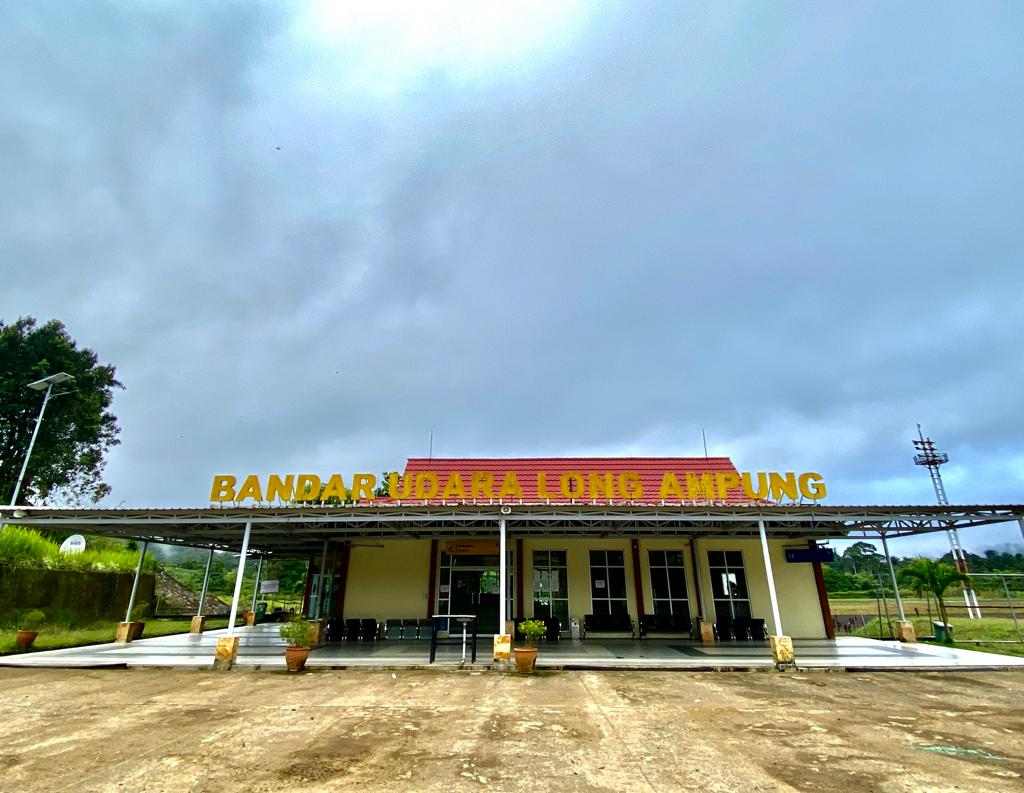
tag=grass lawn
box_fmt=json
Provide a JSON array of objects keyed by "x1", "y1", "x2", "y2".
[
  {"x1": 956, "y1": 642, "x2": 1024, "y2": 658},
  {"x1": 0, "y1": 616, "x2": 239, "y2": 655},
  {"x1": 852, "y1": 615, "x2": 1024, "y2": 658},
  {"x1": 828, "y1": 597, "x2": 1015, "y2": 617}
]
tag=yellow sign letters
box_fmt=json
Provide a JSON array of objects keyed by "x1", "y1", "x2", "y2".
[{"x1": 209, "y1": 470, "x2": 827, "y2": 504}]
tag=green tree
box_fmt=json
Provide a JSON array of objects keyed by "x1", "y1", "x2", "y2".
[
  {"x1": 839, "y1": 541, "x2": 883, "y2": 575},
  {"x1": 822, "y1": 566, "x2": 878, "y2": 593},
  {"x1": 898, "y1": 558, "x2": 970, "y2": 630},
  {"x1": 0, "y1": 318, "x2": 122, "y2": 505},
  {"x1": 374, "y1": 472, "x2": 396, "y2": 497}
]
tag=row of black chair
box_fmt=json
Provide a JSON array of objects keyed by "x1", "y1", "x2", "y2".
[
  {"x1": 639, "y1": 613, "x2": 693, "y2": 636},
  {"x1": 382, "y1": 618, "x2": 435, "y2": 640},
  {"x1": 715, "y1": 615, "x2": 767, "y2": 641},
  {"x1": 318, "y1": 615, "x2": 766, "y2": 642},
  {"x1": 323, "y1": 618, "x2": 436, "y2": 642},
  {"x1": 582, "y1": 613, "x2": 635, "y2": 638},
  {"x1": 638, "y1": 613, "x2": 768, "y2": 641},
  {"x1": 324, "y1": 618, "x2": 379, "y2": 642}
]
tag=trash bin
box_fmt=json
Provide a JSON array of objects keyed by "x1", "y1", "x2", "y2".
[
  {"x1": 570, "y1": 618, "x2": 581, "y2": 640},
  {"x1": 255, "y1": 602, "x2": 268, "y2": 621},
  {"x1": 932, "y1": 621, "x2": 953, "y2": 642}
]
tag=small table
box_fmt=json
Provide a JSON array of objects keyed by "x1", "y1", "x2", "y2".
[{"x1": 429, "y1": 614, "x2": 478, "y2": 663}]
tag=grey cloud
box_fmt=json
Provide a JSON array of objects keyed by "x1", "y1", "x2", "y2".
[{"x1": 1, "y1": 2, "x2": 1021, "y2": 553}]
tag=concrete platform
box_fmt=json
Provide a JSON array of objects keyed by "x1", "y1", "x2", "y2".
[{"x1": 2, "y1": 624, "x2": 1023, "y2": 671}]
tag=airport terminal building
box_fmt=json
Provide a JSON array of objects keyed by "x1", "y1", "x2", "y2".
[
  {"x1": 8, "y1": 456, "x2": 1022, "y2": 664},
  {"x1": 302, "y1": 457, "x2": 834, "y2": 642}
]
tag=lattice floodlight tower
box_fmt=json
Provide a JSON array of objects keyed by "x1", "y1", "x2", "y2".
[{"x1": 913, "y1": 424, "x2": 981, "y2": 618}]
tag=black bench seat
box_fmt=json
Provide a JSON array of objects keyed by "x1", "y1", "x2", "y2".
[
  {"x1": 639, "y1": 613, "x2": 692, "y2": 637},
  {"x1": 583, "y1": 613, "x2": 635, "y2": 638}
]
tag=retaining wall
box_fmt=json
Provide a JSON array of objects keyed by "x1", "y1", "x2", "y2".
[{"x1": 0, "y1": 566, "x2": 155, "y2": 624}]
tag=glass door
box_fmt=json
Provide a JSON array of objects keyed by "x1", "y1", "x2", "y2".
[
  {"x1": 437, "y1": 549, "x2": 513, "y2": 634},
  {"x1": 448, "y1": 569, "x2": 498, "y2": 633}
]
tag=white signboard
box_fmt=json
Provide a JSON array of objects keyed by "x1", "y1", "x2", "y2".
[
  {"x1": 59, "y1": 534, "x2": 86, "y2": 555},
  {"x1": 260, "y1": 579, "x2": 280, "y2": 594}
]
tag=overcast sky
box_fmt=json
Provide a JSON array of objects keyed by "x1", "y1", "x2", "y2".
[{"x1": 2, "y1": 2, "x2": 1022, "y2": 555}]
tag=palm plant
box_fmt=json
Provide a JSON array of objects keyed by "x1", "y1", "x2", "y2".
[{"x1": 899, "y1": 558, "x2": 970, "y2": 631}]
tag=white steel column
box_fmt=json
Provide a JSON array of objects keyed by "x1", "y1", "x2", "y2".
[
  {"x1": 250, "y1": 556, "x2": 264, "y2": 611},
  {"x1": 498, "y1": 517, "x2": 507, "y2": 632},
  {"x1": 226, "y1": 521, "x2": 252, "y2": 638},
  {"x1": 757, "y1": 520, "x2": 783, "y2": 636},
  {"x1": 1019, "y1": 517, "x2": 1024, "y2": 543},
  {"x1": 197, "y1": 547, "x2": 214, "y2": 617},
  {"x1": 881, "y1": 534, "x2": 906, "y2": 621},
  {"x1": 691, "y1": 537, "x2": 712, "y2": 621},
  {"x1": 123, "y1": 540, "x2": 149, "y2": 623},
  {"x1": 316, "y1": 539, "x2": 329, "y2": 618}
]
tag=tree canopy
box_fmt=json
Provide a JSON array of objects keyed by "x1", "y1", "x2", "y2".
[
  {"x1": 0, "y1": 317, "x2": 122, "y2": 505},
  {"x1": 898, "y1": 558, "x2": 970, "y2": 626},
  {"x1": 828, "y1": 541, "x2": 885, "y2": 576}
]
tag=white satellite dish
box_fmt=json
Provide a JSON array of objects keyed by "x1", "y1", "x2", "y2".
[{"x1": 59, "y1": 534, "x2": 87, "y2": 555}]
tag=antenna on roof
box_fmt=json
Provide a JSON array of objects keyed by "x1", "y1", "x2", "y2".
[
  {"x1": 428, "y1": 430, "x2": 433, "y2": 460},
  {"x1": 701, "y1": 429, "x2": 709, "y2": 459}
]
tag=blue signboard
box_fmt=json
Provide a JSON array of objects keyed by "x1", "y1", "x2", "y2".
[{"x1": 785, "y1": 547, "x2": 835, "y2": 564}]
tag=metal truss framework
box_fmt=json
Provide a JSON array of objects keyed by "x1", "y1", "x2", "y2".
[{"x1": 2, "y1": 503, "x2": 1022, "y2": 557}]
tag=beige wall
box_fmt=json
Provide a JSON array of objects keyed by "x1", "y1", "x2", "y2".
[
  {"x1": 691, "y1": 537, "x2": 826, "y2": 638},
  {"x1": 522, "y1": 537, "x2": 826, "y2": 638},
  {"x1": 343, "y1": 540, "x2": 432, "y2": 620},
  {"x1": 339, "y1": 535, "x2": 828, "y2": 638}
]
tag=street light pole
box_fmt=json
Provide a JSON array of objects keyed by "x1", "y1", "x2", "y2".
[{"x1": 9, "y1": 372, "x2": 75, "y2": 506}]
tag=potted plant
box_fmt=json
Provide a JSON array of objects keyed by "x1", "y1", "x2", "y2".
[
  {"x1": 16, "y1": 610, "x2": 46, "y2": 650},
  {"x1": 279, "y1": 617, "x2": 316, "y2": 672},
  {"x1": 514, "y1": 619, "x2": 547, "y2": 673},
  {"x1": 130, "y1": 602, "x2": 150, "y2": 640}
]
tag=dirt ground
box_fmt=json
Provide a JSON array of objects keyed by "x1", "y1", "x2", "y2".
[{"x1": 0, "y1": 668, "x2": 1021, "y2": 792}]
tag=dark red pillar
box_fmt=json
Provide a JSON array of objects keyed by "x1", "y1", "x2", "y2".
[
  {"x1": 809, "y1": 540, "x2": 835, "y2": 639},
  {"x1": 300, "y1": 555, "x2": 315, "y2": 616}
]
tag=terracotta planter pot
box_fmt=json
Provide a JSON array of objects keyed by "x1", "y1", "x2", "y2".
[
  {"x1": 15, "y1": 630, "x2": 38, "y2": 650},
  {"x1": 285, "y1": 646, "x2": 311, "y2": 672},
  {"x1": 513, "y1": 646, "x2": 538, "y2": 673}
]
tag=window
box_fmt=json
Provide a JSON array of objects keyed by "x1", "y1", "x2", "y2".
[
  {"x1": 648, "y1": 550, "x2": 689, "y2": 618},
  {"x1": 707, "y1": 550, "x2": 751, "y2": 623},
  {"x1": 589, "y1": 550, "x2": 628, "y2": 615},
  {"x1": 532, "y1": 550, "x2": 569, "y2": 629}
]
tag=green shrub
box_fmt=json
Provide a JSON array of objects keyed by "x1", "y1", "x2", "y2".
[
  {"x1": 0, "y1": 525, "x2": 153, "y2": 574},
  {"x1": 279, "y1": 617, "x2": 315, "y2": 647},
  {"x1": 517, "y1": 619, "x2": 547, "y2": 647},
  {"x1": 38, "y1": 608, "x2": 85, "y2": 629},
  {"x1": 20, "y1": 610, "x2": 46, "y2": 631},
  {"x1": 0, "y1": 526, "x2": 59, "y2": 567}
]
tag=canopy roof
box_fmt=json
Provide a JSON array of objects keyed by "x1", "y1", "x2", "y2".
[{"x1": 3, "y1": 503, "x2": 1021, "y2": 557}]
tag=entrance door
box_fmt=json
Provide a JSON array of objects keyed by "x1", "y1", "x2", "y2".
[{"x1": 449, "y1": 569, "x2": 499, "y2": 634}]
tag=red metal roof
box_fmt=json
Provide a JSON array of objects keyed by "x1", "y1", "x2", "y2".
[{"x1": 395, "y1": 456, "x2": 750, "y2": 505}]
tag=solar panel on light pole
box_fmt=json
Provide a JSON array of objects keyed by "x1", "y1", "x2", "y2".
[{"x1": 9, "y1": 372, "x2": 75, "y2": 507}]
